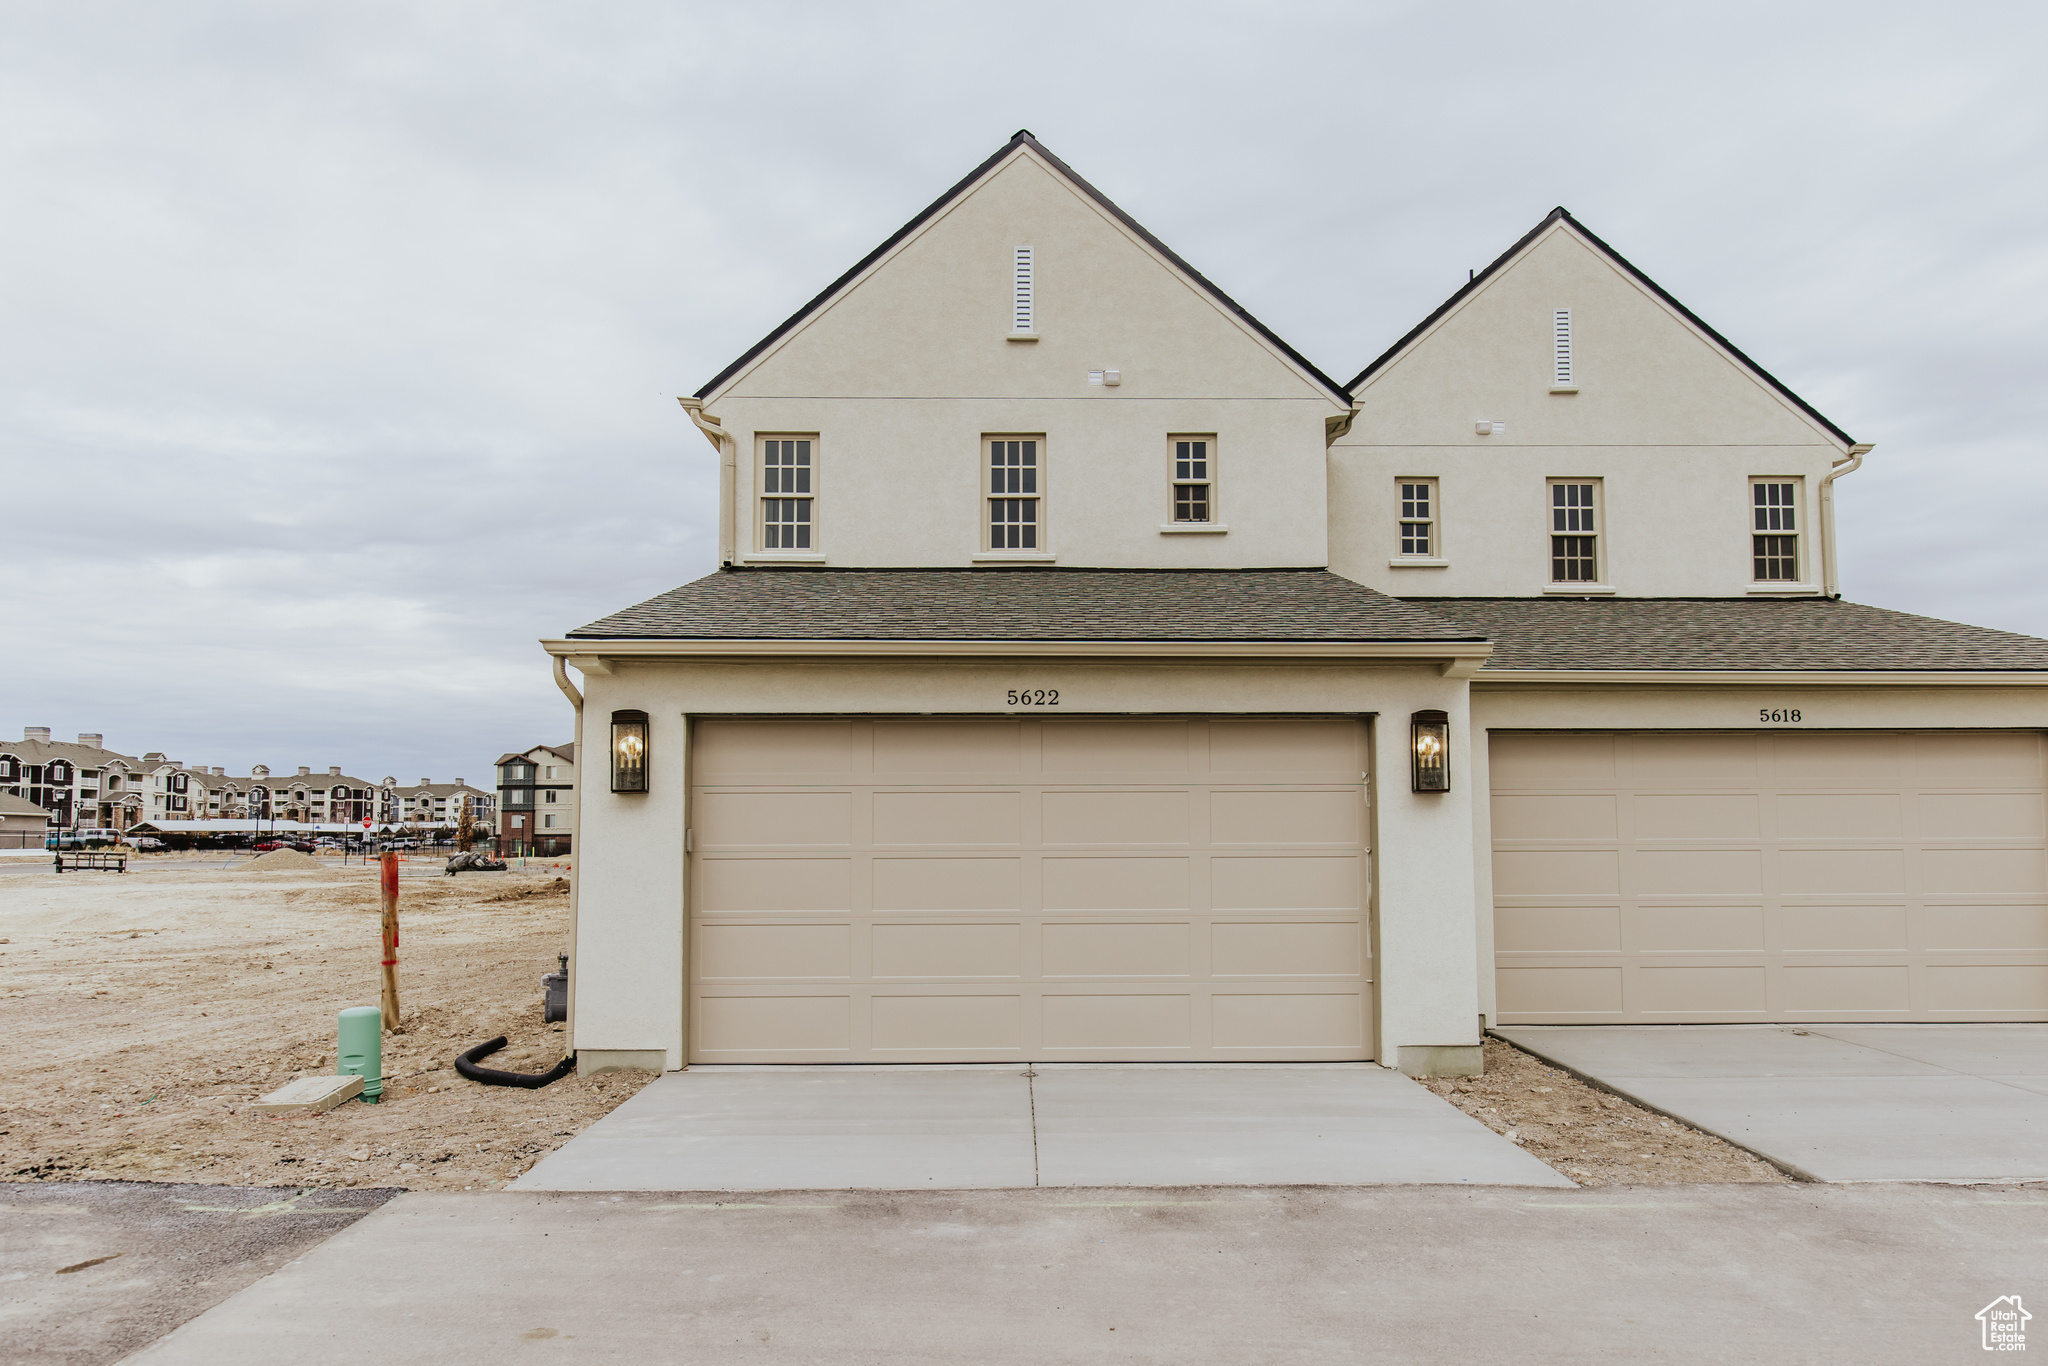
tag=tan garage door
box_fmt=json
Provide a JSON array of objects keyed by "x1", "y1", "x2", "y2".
[
  {"x1": 1491, "y1": 731, "x2": 2048, "y2": 1023},
  {"x1": 688, "y1": 717, "x2": 1372, "y2": 1063}
]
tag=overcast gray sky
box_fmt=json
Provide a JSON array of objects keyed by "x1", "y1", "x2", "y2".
[{"x1": 3, "y1": 1, "x2": 2043, "y2": 782}]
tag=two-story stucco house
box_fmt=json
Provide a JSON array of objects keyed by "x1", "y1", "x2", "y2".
[{"x1": 545, "y1": 131, "x2": 2048, "y2": 1077}]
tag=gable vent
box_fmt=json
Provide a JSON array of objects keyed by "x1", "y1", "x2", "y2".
[
  {"x1": 1012, "y1": 246, "x2": 1035, "y2": 334},
  {"x1": 1553, "y1": 309, "x2": 1573, "y2": 387}
]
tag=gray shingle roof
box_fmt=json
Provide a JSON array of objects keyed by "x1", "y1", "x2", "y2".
[
  {"x1": 1409, "y1": 597, "x2": 2048, "y2": 672},
  {"x1": 569, "y1": 568, "x2": 1485, "y2": 643}
]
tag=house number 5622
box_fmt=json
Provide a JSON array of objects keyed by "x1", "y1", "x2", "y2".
[
  {"x1": 1759, "y1": 708, "x2": 1802, "y2": 723},
  {"x1": 1007, "y1": 689, "x2": 1059, "y2": 706}
]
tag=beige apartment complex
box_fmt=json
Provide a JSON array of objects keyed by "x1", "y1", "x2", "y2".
[
  {"x1": 546, "y1": 132, "x2": 2048, "y2": 1077},
  {"x1": 498, "y1": 744, "x2": 576, "y2": 854}
]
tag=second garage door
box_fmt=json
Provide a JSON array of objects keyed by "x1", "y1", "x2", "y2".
[
  {"x1": 689, "y1": 717, "x2": 1372, "y2": 1063},
  {"x1": 1491, "y1": 730, "x2": 2048, "y2": 1023}
]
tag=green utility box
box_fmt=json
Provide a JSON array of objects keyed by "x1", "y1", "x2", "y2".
[{"x1": 337, "y1": 1005, "x2": 384, "y2": 1102}]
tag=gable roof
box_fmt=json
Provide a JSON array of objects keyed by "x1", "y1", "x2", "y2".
[
  {"x1": 1345, "y1": 207, "x2": 1858, "y2": 446},
  {"x1": 568, "y1": 567, "x2": 1484, "y2": 644},
  {"x1": 695, "y1": 130, "x2": 1349, "y2": 403},
  {"x1": 1408, "y1": 597, "x2": 2048, "y2": 672}
]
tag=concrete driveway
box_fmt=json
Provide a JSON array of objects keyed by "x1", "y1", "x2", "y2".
[
  {"x1": 512, "y1": 1063, "x2": 1571, "y2": 1191},
  {"x1": 125, "y1": 1184, "x2": 2046, "y2": 1365},
  {"x1": 1495, "y1": 1024, "x2": 2048, "y2": 1183}
]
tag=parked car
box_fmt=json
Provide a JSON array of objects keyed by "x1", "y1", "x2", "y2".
[
  {"x1": 252, "y1": 840, "x2": 282, "y2": 852},
  {"x1": 124, "y1": 836, "x2": 166, "y2": 851},
  {"x1": 47, "y1": 829, "x2": 119, "y2": 849}
]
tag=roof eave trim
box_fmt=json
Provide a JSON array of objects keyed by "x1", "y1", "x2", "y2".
[
  {"x1": 545, "y1": 638, "x2": 1493, "y2": 662},
  {"x1": 1473, "y1": 668, "x2": 2048, "y2": 687},
  {"x1": 1344, "y1": 208, "x2": 1857, "y2": 447}
]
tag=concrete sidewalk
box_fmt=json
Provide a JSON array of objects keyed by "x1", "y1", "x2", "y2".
[
  {"x1": 1495, "y1": 1024, "x2": 2048, "y2": 1182},
  {"x1": 124, "y1": 1183, "x2": 2046, "y2": 1365},
  {"x1": 512, "y1": 1063, "x2": 1571, "y2": 1191}
]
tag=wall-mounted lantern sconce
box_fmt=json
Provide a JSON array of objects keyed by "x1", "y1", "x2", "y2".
[
  {"x1": 1410, "y1": 710, "x2": 1450, "y2": 792},
  {"x1": 610, "y1": 710, "x2": 649, "y2": 793}
]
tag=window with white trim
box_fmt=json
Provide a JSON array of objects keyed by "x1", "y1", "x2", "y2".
[
  {"x1": 1398, "y1": 478, "x2": 1439, "y2": 556},
  {"x1": 1012, "y1": 246, "x2": 1034, "y2": 334},
  {"x1": 1548, "y1": 479, "x2": 1601, "y2": 582},
  {"x1": 1751, "y1": 478, "x2": 1801, "y2": 581},
  {"x1": 1170, "y1": 436, "x2": 1215, "y2": 523},
  {"x1": 759, "y1": 436, "x2": 815, "y2": 550},
  {"x1": 1553, "y1": 309, "x2": 1573, "y2": 387},
  {"x1": 987, "y1": 436, "x2": 1042, "y2": 549}
]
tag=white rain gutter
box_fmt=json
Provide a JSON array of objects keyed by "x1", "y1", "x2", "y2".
[
  {"x1": 550, "y1": 653, "x2": 583, "y2": 1054},
  {"x1": 1819, "y1": 442, "x2": 1873, "y2": 597},
  {"x1": 678, "y1": 397, "x2": 738, "y2": 566}
]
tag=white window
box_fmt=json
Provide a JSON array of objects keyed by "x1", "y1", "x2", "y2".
[
  {"x1": 987, "y1": 436, "x2": 1042, "y2": 549},
  {"x1": 1553, "y1": 309, "x2": 1574, "y2": 387},
  {"x1": 1398, "y1": 478, "x2": 1439, "y2": 556},
  {"x1": 1012, "y1": 246, "x2": 1034, "y2": 334},
  {"x1": 1751, "y1": 479, "x2": 1801, "y2": 581},
  {"x1": 543, "y1": 814, "x2": 556, "y2": 829},
  {"x1": 512, "y1": 815, "x2": 524, "y2": 829},
  {"x1": 1548, "y1": 480, "x2": 1601, "y2": 582},
  {"x1": 543, "y1": 765, "x2": 557, "y2": 780},
  {"x1": 760, "y1": 437, "x2": 815, "y2": 550},
  {"x1": 1170, "y1": 437, "x2": 1215, "y2": 523},
  {"x1": 545, "y1": 790, "x2": 557, "y2": 804}
]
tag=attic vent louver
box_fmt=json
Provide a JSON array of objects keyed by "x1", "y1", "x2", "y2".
[
  {"x1": 1553, "y1": 309, "x2": 1573, "y2": 387},
  {"x1": 1013, "y1": 246, "x2": 1035, "y2": 334}
]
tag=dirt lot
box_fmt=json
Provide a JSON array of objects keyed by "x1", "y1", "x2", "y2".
[
  {"x1": 0, "y1": 856, "x2": 652, "y2": 1191},
  {"x1": 1419, "y1": 1037, "x2": 1789, "y2": 1186}
]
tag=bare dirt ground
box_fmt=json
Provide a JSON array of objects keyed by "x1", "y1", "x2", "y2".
[
  {"x1": 1418, "y1": 1037, "x2": 1790, "y2": 1186},
  {"x1": 0, "y1": 857, "x2": 652, "y2": 1192}
]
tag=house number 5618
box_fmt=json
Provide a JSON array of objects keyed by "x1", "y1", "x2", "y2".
[{"x1": 1759, "y1": 708, "x2": 1802, "y2": 723}]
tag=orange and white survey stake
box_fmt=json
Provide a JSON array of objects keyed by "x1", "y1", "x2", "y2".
[{"x1": 379, "y1": 851, "x2": 401, "y2": 1030}]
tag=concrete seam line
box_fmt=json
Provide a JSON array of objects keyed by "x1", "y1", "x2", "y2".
[{"x1": 1483, "y1": 1030, "x2": 1824, "y2": 1185}]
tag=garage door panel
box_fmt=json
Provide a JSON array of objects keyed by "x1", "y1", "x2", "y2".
[
  {"x1": 1774, "y1": 793, "x2": 1902, "y2": 840},
  {"x1": 1633, "y1": 965, "x2": 1767, "y2": 1014},
  {"x1": 1917, "y1": 793, "x2": 2045, "y2": 840},
  {"x1": 1490, "y1": 793, "x2": 1616, "y2": 841},
  {"x1": 691, "y1": 717, "x2": 1372, "y2": 1062},
  {"x1": 872, "y1": 791, "x2": 1021, "y2": 846},
  {"x1": 1211, "y1": 993, "x2": 1363, "y2": 1049},
  {"x1": 1922, "y1": 906, "x2": 2048, "y2": 951},
  {"x1": 1042, "y1": 790, "x2": 1190, "y2": 846},
  {"x1": 1636, "y1": 849, "x2": 1762, "y2": 895},
  {"x1": 696, "y1": 792, "x2": 853, "y2": 848},
  {"x1": 1772, "y1": 905, "x2": 1909, "y2": 952},
  {"x1": 1209, "y1": 790, "x2": 1361, "y2": 846},
  {"x1": 1206, "y1": 921, "x2": 1365, "y2": 979},
  {"x1": 1043, "y1": 923, "x2": 1190, "y2": 978},
  {"x1": 698, "y1": 924, "x2": 853, "y2": 981},
  {"x1": 1494, "y1": 729, "x2": 2048, "y2": 1024},
  {"x1": 699, "y1": 858, "x2": 851, "y2": 912},
  {"x1": 1041, "y1": 857, "x2": 1189, "y2": 911},
  {"x1": 1632, "y1": 793, "x2": 1758, "y2": 840},
  {"x1": 871, "y1": 923, "x2": 1022, "y2": 979},
  {"x1": 872, "y1": 857, "x2": 1022, "y2": 911},
  {"x1": 1634, "y1": 906, "x2": 1763, "y2": 952}
]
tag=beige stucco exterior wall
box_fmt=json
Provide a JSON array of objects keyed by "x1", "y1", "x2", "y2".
[
  {"x1": 702, "y1": 149, "x2": 1344, "y2": 569},
  {"x1": 1465, "y1": 679, "x2": 2048, "y2": 1020},
  {"x1": 1330, "y1": 224, "x2": 1850, "y2": 597},
  {"x1": 566, "y1": 655, "x2": 1482, "y2": 1071}
]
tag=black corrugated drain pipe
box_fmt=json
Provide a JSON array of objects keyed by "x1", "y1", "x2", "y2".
[{"x1": 456, "y1": 1037, "x2": 575, "y2": 1089}]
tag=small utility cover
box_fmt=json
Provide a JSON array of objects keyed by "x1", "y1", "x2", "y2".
[{"x1": 250, "y1": 1073, "x2": 365, "y2": 1116}]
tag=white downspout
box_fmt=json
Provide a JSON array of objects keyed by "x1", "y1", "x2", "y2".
[
  {"x1": 1819, "y1": 442, "x2": 1873, "y2": 598},
  {"x1": 551, "y1": 654, "x2": 584, "y2": 1054},
  {"x1": 677, "y1": 397, "x2": 738, "y2": 566}
]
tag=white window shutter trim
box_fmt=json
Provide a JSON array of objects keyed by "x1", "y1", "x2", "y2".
[
  {"x1": 1553, "y1": 309, "x2": 1573, "y2": 386},
  {"x1": 1013, "y1": 246, "x2": 1034, "y2": 333}
]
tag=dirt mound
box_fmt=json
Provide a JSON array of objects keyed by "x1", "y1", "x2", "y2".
[
  {"x1": 485, "y1": 877, "x2": 570, "y2": 904},
  {"x1": 234, "y1": 848, "x2": 331, "y2": 873}
]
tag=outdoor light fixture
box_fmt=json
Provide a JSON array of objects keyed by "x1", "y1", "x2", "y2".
[
  {"x1": 610, "y1": 710, "x2": 649, "y2": 793},
  {"x1": 1410, "y1": 710, "x2": 1450, "y2": 792}
]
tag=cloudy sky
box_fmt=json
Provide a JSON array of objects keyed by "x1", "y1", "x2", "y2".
[{"x1": 2, "y1": 2, "x2": 2043, "y2": 782}]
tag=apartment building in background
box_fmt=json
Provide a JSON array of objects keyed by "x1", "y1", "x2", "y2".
[{"x1": 497, "y1": 744, "x2": 576, "y2": 855}]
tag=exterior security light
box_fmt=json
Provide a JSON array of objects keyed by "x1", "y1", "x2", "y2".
[
  {"x1": 610, "y1": 710, "x2": 649, "y2": 793},
  {"x1": 1411, "y1": 710, "x2": 1450, "y2": 792}
]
